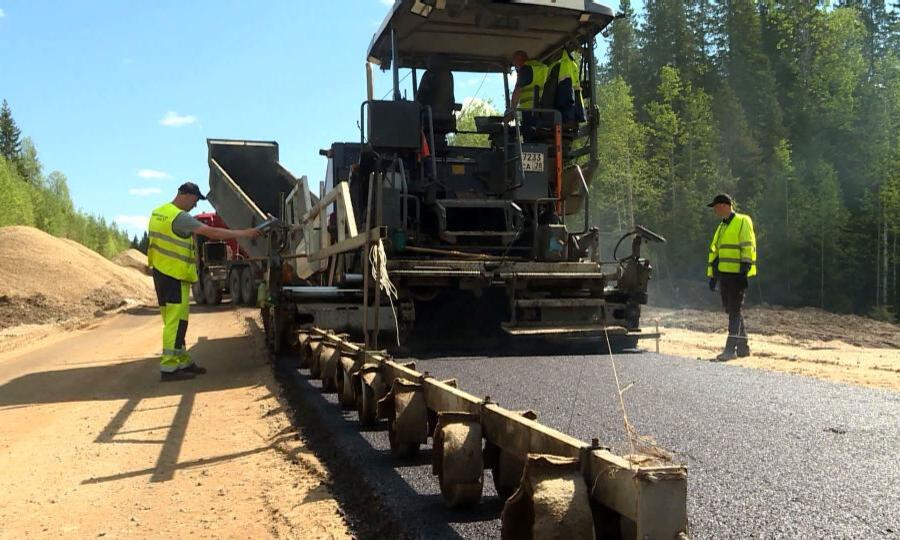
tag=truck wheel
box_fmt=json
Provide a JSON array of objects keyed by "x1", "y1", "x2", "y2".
[
  {"x1": 192, "y1": 281, "x2": 207, "y2": 305},
  {"x1": 240, "y1": 267, "x2": 255, "y2": 305},
  {"x1": 228, "y1": 269, "x2": 242, "y2": 305},
  {"x1": 204, "y1": 276, "x2": 222, "y2": 305}
]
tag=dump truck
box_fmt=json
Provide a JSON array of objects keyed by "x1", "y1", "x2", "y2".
[
  {"x1": 203, "y1": 139, "x2": 300, "y2": 309},
  {"x1": 207, "y1": 0, "x2": 664, "y2": 352},
  {"x1": 190, "y1": 212, "x2": 261, "y2": 306}
]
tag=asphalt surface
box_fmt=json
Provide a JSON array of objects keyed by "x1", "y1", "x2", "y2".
[{"x1": 283, "y1": 349, "x2": 900, "y2": 539}]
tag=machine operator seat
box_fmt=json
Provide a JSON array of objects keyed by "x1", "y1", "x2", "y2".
[{"x1": 416, "y1": 54, "x2": 457, "y2": 139}]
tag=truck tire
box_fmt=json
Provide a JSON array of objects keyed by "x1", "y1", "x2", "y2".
[
  {"x1": 229, "y1": 268, "x2": 242, "y2": 305},
  {"x1": 192, "y1": 281, "x2": 207, "y2": 305},
  {"x1": 204, "y1": 276, "x2": 222, "y2": 305},
  {"x1": 240, "y1": 267, "x2": 255, "y2": 305}
]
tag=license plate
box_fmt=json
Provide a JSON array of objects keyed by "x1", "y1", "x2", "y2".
[{"x1": 522, "y1": 152, "x2": 545, "y2": 172}]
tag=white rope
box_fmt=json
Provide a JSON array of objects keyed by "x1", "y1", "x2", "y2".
[
  {"x1": 603, "y1": 327, "x2": 636, "y2": 457},
  {"x1": 369, "y1": 239, "x2": 400, "y2": 346}
]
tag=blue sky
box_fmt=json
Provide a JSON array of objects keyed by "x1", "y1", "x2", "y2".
[{"x1": 0, "y1": 0, "x2": 620, "y2": 237}]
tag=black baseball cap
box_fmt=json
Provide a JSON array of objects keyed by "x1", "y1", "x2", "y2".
[
  {"x1": 178, "y1": 181, "x2": 207, "y2": 200},
  {"x1": 706, "y1": 193, "x2": 733, "y2": 207}
]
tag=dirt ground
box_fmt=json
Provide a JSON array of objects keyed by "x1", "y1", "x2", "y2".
[
  {"x1": 644, "y1": 306, "x2": 900, "y2": 391},
  {"x1": 0, "y1": 307, "x2": 351, "y2": 539}
]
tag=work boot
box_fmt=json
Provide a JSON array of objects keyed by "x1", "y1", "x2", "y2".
[
  {"x1": 736, "y1": 346, "x2": 751, "y2": 358},
  {"x1": 714, "y1": 350, "x2": 737, "y2": 362},
  {"x1": 714, "y1": 337, "x2": 738, "y2": 362},
  {"x1": 180, "y1": 364, "x2": 207, "y2": 375},
  {"x1": 160, "y1": 370, "x2": 196, "y2": 382}
]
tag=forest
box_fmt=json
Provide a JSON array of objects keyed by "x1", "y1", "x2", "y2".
[
  {"x1": 0, "y1": 99, "x2": 132, "y2": 259},
  {"x1": 457, "y1": 3, "x2": 897, "y2": 318},
  {"x1": 589, "y1": 0, "x2": 899, "y2": 318}
]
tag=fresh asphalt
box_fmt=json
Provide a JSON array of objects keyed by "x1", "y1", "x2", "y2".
[{"x1": 279, "y1": 347, "x2": 900, "y2": 539}]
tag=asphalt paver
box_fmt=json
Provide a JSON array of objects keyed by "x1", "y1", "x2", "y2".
[{"x1": 287, "y1": 350, "x2": 900, "y2": 538}]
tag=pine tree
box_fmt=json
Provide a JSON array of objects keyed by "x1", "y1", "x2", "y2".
[
  {"x1": 138, "y1": 231, "x2": 150, "y2": 254},
  {"x1": 0, "y1": 100, "x2": 23, "y2": 163},
  {"x1": 608, "y1": 0, "x2": 640, "y2": 87},
  {"x1": 717, "y1": 0, "x2": 784, "y2": 149},
  {"x1": 640, "y1": 0, "x2": 710, "y2": 100}
]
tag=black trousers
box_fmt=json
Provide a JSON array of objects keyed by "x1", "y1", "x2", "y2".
[{"x1": 719, "y1": 274, "x2": 748, "y2": 352}]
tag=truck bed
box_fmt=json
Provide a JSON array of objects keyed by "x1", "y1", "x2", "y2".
[{"x1": 206, "y1": 139, "x2": 299, "y2": 259}]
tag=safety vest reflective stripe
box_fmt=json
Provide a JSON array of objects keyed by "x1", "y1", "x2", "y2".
[
  {"x1": 519, "y1": 60, "x2": 548, "y2": 109},
  {"x1": 148, "y1": 244, "x2": 195, "y2": 265},
  {"x1": 148, "y1": 231, "x2": 192, "y2": 250}
]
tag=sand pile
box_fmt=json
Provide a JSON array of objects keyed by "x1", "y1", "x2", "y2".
[
  {"x1": 113, "y1": 248, "x2": 150, "y2": 275},
  {"x1": 0, "y1": 226, "x2": 154, "y2": 329}
]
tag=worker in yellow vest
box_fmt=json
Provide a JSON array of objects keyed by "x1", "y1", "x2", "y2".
[
  {"x1": 551, "y1": 50, "x2": 586, "y2": 125},
  {"x1": 505, "y1": 50, "x2": 548, "y2": 123},
  {"x1": 706, "y1": 193, "x2": 757, "y2": 361},
  {"x1": 148, "y1": 182, "x2": 260, "y2": 381}
]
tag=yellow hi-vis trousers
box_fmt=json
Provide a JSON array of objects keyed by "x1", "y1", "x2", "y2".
[{"x1": 153, "y1": 269, "x2": 192, "y2": 373}]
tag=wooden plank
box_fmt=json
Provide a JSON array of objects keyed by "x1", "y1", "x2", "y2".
[
  {"x1": 339, "y1": 181, "x2": 358, "y2": 238},
  {"x1": 318, "y1": 181, "x2": 328, "y2": 272},
  {"x1": 303, "y1": 180, "x2": 353, "y2": 223},
  {"x1": 585, "y1": 449, "x2": 688, "y2": 535},
  {"x1": 308, "y1": 227, "x2": 386, "y2": 262}
]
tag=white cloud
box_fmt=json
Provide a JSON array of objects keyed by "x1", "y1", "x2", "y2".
[
  {"x1": 0, "y1": 8, "x2": 5, "y2": 18},
  {"x1": 380, "y1": 0, "x2": 393, "y2": 5},
  {"x1": 115, "y1": 215, "x2": 149, "y2": 230},
  {"x1": 129, "y1": 187, "x2": 161, "y2": 196},
  {"x1": 159, "y1": 111, "x2": 198, "y2": 127},
  {"x1": 137, "y1": 168, "x2": 171, "y2": 180}
]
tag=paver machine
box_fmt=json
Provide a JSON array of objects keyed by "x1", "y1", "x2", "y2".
[
  {"x1": 323, "y1": 0, "x2": 665, "y2": 344},
  {"x1": 216, "y1": 0, "x2": 666, "y2": 350}
]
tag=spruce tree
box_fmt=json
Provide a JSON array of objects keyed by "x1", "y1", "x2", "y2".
[
  {"x1": 608, "y1": 0, "x2": 639, "y2": 87},
  {"x1": 0, "y1": 100, "x2": 22, "y2": 163}
]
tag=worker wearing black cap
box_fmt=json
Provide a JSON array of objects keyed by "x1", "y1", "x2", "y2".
[
  {"x1": 148, "y1": 182, "x2": 260, "y2": 381},
  {"x1": 706, "y1": 193, "x2": 757, "y2": 361}
]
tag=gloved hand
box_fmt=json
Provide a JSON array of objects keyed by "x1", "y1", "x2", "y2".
[
  {"x1": 740, "y1": 262, "x2": 751, "y2": 276},
  {"x1": 708, "y1": 278, "x2": 717, "y2": 291}
]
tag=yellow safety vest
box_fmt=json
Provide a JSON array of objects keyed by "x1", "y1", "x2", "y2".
[
  {"x1": 555, "y1": 51, "x2": 581, "y2": 92},
  {"x1": 708, "y1": 213, "x2": 757, "y2": 278},
  {"x1": 148, "y1": 202, "x2": 198, "y2": 283},
  {"x1": 519, "y1": 60, "x2": 548, "y2": 110},
  {"x1": 551, "y1": 51, "x2": 586, "y2": 122}
]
